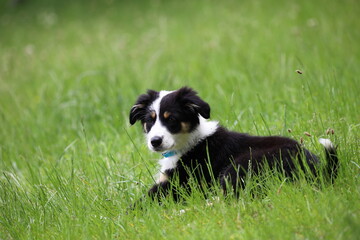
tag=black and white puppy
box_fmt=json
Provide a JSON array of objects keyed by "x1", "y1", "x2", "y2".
[{"x1": 129, "y1": 87, "x2": 338, "y2": 201}]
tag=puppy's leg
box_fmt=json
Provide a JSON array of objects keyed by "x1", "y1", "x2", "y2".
[
  {"x1": 137, "y1": 180, "x2": 181, "y2": 204},
  {"x1": 148, "y1": 181, "x2": 171, "y2": 200}
]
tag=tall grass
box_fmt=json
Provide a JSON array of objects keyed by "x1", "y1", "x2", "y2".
[{"x1": 0, "y1": 0, "x2": 359, "y2": 239}]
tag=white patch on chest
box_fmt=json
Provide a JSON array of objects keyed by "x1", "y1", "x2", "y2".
[
  {"x1": 156, "y1": 154, "x2": 180, "y2": 183},
  {"x1": 159, "y1": 154, "x2": 180, "y2": 172}
]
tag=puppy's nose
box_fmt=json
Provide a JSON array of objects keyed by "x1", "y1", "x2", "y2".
[{"x1": 151, "y1": 136, "x2": 163, "y2": 148}]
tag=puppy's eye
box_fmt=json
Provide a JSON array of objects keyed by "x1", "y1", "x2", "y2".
[
  {"x1": 146, "y1": 118, "x2": 154, "y2": 123},
  {"x1": 145, "y1": 115, "x2": 156, "y2": 123},
  {"x1": 168, "y1": 116, "x2": 176, "y2": 122}
]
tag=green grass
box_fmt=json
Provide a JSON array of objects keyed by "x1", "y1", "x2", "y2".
[{"x1": 0, "y1": 0, "x2": 359, "y2": 239}]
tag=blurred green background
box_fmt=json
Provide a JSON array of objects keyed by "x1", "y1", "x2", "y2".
[{"x1": 0, "y1": 0, "x2": 359, "y2": 239}]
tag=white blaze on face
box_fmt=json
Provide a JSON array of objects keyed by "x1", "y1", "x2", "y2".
[{"x1": 147, "y1": 90, "x2": 174, "y2": 152}]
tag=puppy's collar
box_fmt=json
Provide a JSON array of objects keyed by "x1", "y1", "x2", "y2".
[{"x1": 162, "y1": 151, "x2": 177, "y2": 158}]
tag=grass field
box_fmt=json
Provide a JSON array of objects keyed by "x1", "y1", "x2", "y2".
[{"x1": 1, "y1": 0, "x2": 359, "y2": 239}]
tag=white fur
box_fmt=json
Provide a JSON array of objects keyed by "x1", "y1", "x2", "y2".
[
  {"x1": 159, "y1": 155, "x2": 179, "y2": 172},
  {"x1": 157, "y1": 154, "x2": 180, "y2": 183},
  {"x1": 319, "y1": 138, "x2": 334, "y2": 150}
]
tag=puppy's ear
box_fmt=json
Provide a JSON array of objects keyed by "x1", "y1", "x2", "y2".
[
  {"x1": 129, "y1": 90, "x2": 159, "y2": 125},
  {"x1": 176, "y1": 87, "x2": 210, "y2": 119}
]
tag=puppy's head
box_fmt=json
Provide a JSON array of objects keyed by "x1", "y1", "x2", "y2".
[{"x1": 129, "y1": 87, "x2": 210, "y2": 152}]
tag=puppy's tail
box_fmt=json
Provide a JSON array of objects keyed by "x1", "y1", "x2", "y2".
[{"x1": 319, "y1": 138, "x2": 339, "y2": 183}]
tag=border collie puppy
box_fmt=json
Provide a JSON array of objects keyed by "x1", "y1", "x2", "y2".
[{"x1": 129, "y1": 87, "x2": 338, "y2": 201}]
